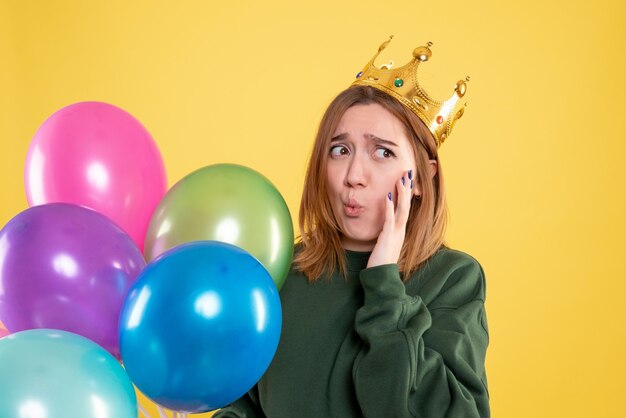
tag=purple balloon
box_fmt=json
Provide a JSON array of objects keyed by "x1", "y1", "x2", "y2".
[{"x1": 0, "y1": 203, "x2": 145, "y2": 358}]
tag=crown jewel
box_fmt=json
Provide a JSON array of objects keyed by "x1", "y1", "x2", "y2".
[{"x1": 352, "y1": 36, "x2": 468, "y2": 147}]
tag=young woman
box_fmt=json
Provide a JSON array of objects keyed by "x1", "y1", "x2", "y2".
[{"x1": 215, "y1": 40, "x2": 490, "y2": 418}]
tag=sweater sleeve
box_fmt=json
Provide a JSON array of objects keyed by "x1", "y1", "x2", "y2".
[
  {"x1": 352, "y1": 257, "x2": 489, "y2": 418},
  {"x1": 212, "y1": 385, "x2": 266, "y2": 418}
]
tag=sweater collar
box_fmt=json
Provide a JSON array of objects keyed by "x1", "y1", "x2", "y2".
[{"x1": 344, "y1": 249, "x2": 371, "y2": 271}]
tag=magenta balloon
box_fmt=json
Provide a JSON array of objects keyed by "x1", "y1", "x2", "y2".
[
  {"x1": 24, "y1": 101, "x2": 167, "y2": 251},
  {"x1": 0, "y1": 203, "x2": 146, "y2": 358}
]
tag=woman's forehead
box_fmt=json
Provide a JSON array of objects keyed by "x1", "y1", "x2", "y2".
[{"x1": 332, "y1": 104, "x2": 410, "y2": 144}]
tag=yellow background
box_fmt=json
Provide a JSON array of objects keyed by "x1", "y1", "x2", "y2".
[{"x1": 1, "y1": 0, "x2": 625, "y2": 417}]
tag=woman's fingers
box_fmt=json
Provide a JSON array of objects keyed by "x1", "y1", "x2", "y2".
[
  {"x1": 384, "y1": 190, "x2": 395, "y2": 234},
  {"x1": 394, "y1": 170, "x2": 412, "y2": 228},
  {"x1": 367, "y1": 170, "x2": 414, "y2": 269}
]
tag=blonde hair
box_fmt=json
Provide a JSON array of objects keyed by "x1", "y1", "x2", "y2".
[{"x1": 295, "y1": 86, "x2": 448, "y2": 281}]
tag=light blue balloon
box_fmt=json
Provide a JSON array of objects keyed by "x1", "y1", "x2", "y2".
[
  {"x1": 119, "y1": 240, "x2": 282, "y2": 413},
  {"x1": 0, "y1": 329, "x2": 137, "y2": 418}
]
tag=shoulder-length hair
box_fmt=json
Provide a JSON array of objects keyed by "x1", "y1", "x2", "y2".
[{"x1": 295, "y1": 85, "x2": 448, "y2": 282}]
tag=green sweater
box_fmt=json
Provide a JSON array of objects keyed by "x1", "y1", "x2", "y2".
[{"x1": 214, "y1": 247, "x2": 490, "y2": 417}]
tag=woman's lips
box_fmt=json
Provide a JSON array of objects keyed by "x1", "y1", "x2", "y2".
[{"x1": 344, "y1": 199, "x2": 364, "y2": 217}]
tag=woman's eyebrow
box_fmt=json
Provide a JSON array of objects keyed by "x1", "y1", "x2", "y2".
[
  {"x1": 331, "y1": 132, "x2": 347, "y2": 142},
  {"x1": 331, "y1": 132, "x2": 398, "y2": 148},
  {"x1": 364, "y1": 133, "x2": 398, "y2": 147}
]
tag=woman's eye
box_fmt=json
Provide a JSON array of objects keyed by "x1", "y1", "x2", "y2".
[
  {"x1": 374, "y1": 147, "x2": 395, "y2": 159},
  {"x1": 329, "y1": 145, "x2": 349, "y2": 157}
]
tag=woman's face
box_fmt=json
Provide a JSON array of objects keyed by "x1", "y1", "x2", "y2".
[{"x1": 326, "y1": 103, "x2": 420, "y2": 251}]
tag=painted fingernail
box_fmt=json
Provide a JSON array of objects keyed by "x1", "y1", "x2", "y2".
[
  {"x1": 408, "y1": 169, "x2": 413, "y2": 180},
  {"x1": 401, "y1": 176, "x2": 405, "y2": 186},
  {"x1": 410, "y1": 180, "x2": 414, "y2": 189},
  {"x1": 388, "y1": 192, "x2": 392, "y2": 201}
]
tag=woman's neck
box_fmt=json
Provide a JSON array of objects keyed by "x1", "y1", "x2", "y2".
[{"x1": 341, "y1": 236, "x2": 376, "y2": 252}]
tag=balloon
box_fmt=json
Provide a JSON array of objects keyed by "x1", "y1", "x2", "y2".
[
  {"x1": 0, "y1": 203, "x2": 145, "y2": 358},
  {"x1": 0, "y1": 328, "x2": 8, "y2": 339},
  {"x1": 0, "y1": 329, "x2": 137, "y2": 418},
  {"x1": 119, "y1": 241, "x2": 282, "y2": 413},
  {"x1": 144, "y1": 164, "x2": 293, "y2": 289},
  {"x1": 24, "y1": 101, "x2": 167, "y2": 251}
]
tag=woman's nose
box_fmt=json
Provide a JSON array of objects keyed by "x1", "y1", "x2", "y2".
[{"x1": 344, "y1": 157, "x2": 367, "y2": 187}]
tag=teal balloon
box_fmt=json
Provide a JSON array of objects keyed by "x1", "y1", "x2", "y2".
[
  {"x1": 144, "y1": 164, "x2": 294, "y2": 289},
  {"x1": 0, "y1": 329, "x2": 137, "y2": 418}
]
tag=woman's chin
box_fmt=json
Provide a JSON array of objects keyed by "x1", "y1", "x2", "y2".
[{"x1": 340, "y1": 234, "x2": 377, "y2": 252}]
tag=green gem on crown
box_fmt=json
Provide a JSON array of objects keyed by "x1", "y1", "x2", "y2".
[{"x1": 394, "y1": 78, "x2": 404, "y2": 87}]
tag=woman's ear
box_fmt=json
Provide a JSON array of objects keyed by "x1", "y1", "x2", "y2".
[
  {"x1": 413, "y1": 160, "x2": 438, "y2": 198},
  {"x1": 429, "y1": 159, "x2": 438, "y2": 179}
]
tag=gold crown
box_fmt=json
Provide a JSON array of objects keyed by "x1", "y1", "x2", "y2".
[{"x1": 352, "y1": 36, "x2": 469, "y2": 147}]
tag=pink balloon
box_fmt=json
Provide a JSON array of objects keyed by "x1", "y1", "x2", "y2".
[
  {"x1": 0, "y1": 328, "x2": 8, "y2": 339},
  {"x1": 25, "y1": 102, "x2": 167, "y2": 251}
]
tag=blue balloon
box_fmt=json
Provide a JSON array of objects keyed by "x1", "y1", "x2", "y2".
[
  {"x1": 0, "y1": 329, "x2": 137, "y2": 418},
  {"x1": 119, "y1": 241, "x2": 282, "y2": 413}
]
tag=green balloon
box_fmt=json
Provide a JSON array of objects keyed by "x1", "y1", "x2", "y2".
[
  {"x1": 0, "y1": 329, "x2": 137, "y2": 418},
  {"x1": 144, "y1": 164, "x2": 294, "y2": 290}
]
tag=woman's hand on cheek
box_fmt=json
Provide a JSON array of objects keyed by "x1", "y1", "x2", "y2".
[{"x1": 367, "y1": 169, "x2": 413, "y2": 269}]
